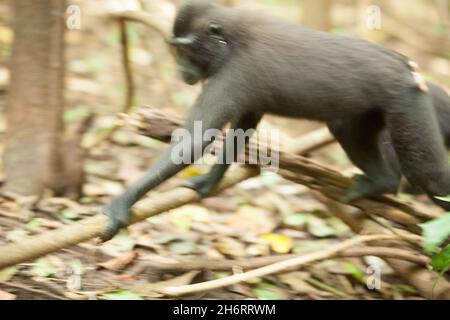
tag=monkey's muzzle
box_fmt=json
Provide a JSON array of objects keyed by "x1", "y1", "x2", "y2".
[{"x1": 167, "y1": 36, "x2": 194, "y2": 58}]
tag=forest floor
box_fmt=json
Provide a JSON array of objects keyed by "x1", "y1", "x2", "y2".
[{"x1": 0, "y1": 135, "x2": 426, "y2": 300}]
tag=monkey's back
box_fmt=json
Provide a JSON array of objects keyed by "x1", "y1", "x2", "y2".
[{"x1": 225, "y1": 11, "x2": 417, "y2": 121}]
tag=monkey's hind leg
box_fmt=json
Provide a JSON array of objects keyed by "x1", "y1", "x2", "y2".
[
  {"x1": 386, "y1": 91, "x2": 450, "y2": 211},
  {"x1": 328, "y1": 111, "x2": 401, "y2": 203}
]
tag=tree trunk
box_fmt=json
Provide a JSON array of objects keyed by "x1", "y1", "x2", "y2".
[
  {"x1": 3, "y1": 0, "x2": 66, "y2": 196},
  {"x1": 301, "y1": 0, "x2": 333, "y2": 31}
]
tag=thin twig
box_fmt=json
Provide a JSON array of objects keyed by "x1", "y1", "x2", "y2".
[
  {"x1": 119, "y1": 18, "x2": 135, "y2": 113},
  {"x1": 136, "y1": 246, "x2": 429, "y2": 272},
  {"x1": 160, "y1": 234, "x2": 419, "y2": 296}
]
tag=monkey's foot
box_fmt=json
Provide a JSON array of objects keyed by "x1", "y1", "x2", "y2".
[
  {"x1": 101, "y1": 204, "x2": 130, "y2": 242},
  {"x1": 341, "y1": 174, "x2": 398, "y2": 203},
  {"x1": 182, "y1": 174, "x2": 217, "y2": 198}
]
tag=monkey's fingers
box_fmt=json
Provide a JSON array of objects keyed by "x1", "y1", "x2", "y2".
[
  {"x1": 182, "y1": 175, "x2": 215, "y2": 198},
  {"x1": 100, "y1": 220, "x2": 123, "y2": 242},
  {"x1": 100, "y1": 206, "x2": 126, "y2": 242}
]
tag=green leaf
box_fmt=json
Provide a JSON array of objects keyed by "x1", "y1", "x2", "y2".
[
  {"x1": 419, "y1": 213, "x2": 450, "y2": 252},
  {"x1": 101, "y1": 290, "x2": 143, "y2": 300},
  {"x1": 253, "y1": 288, "x2": 282, "y2": 300},
  {"x1": 292, "y1": 239, "x2": 330, "y2": 254},
  {"x1": 168, "y1": 240, "x2": 198, "y2": 255},
  {"x1": 431, "y1": 244, "x2": 450, "y2": 273},
  {"x1": 63, "y1": 106, "x2": 91, "y2": 123},
  {"x1": 60, "y1": 208, "x2": 80, "y2": 222},
  {"x1": 31, "y1": 258, "x2": 56, "y2": 278},
  {"x1": 25, "y1": 218, "x2": 43, "y2": 231},
  {"x1": 214, "y1": 272, "x2": 231, "y2": 279},
  {"x1": 283, "y1": 213, "x2": 307, "y2": 226},
  {"x1": 344, "y1": 263, "x2": 365, "y2": 283},
  {"x1": 307, "y1": 216, "x2": 336, "y2": 238},
  {"x1": 79, "y1": 196, "x2": 95, "y2": 204},
  {"x1": 69, "y1": 259, "x2": 84, "y2": 275},
  {"x1": 252, "y1": 284, "x2": 284, "y2": 300}
]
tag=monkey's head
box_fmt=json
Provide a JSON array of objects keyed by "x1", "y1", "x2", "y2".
[{"x1": 168, "y1": 1, "x2": 232, "y2": 85}]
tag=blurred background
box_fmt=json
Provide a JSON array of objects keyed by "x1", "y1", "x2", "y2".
[
  {"x1": 1, "y1": 0, "x2": 448, "y2": 200},
  {"x1": 0, "y1": 0, "x2": 448, "y2": 300}
]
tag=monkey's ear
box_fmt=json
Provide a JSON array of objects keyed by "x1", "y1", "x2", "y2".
[{"x1": 207, "y1": 22, "x2": 223, "y2": 36}]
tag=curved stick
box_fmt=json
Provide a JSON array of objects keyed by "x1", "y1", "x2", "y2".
[
  {"x1": 160, "y1": 234, "x2": 420, "y2": 296},
  {"x1": 0, "y1": 166, "x2": 259, "y2": 270}
]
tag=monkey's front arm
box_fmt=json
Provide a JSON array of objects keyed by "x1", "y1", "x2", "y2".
[{"x1": 101, "y1": 86, "x2": 232, "y2": 241}]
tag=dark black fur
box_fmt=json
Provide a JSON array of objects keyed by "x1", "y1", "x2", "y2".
[{"x1": 101, "y1": 0, "x2": 450, "y2": 240}]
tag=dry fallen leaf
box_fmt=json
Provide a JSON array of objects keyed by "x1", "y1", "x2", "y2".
[
  {"x1": 98, "y1": 251, "x2": 138, "y2": 271},
  {"x1": 64, "y1": 292, "x2": 88, "y2": 300},
  {"x1": 0, "y1": 267, "x2": 17, "y2": 283},
  {"x1": 215, "y1": 237, "x2": 247, "y2": 258},
  {"x1": 0, "y1": 26, "x2": 13, "y2": 44},
  {"x1": 169, "y1": 205, "x2": 211, "y2": 232},
  {"x1": 278, "y1": 272, "x2": 330, "y2": 297},
  {"x1": 0, "y1": 290, "x2": 16, "y2": 300},
  {"x1": 226, "y1": 205, "x2": 275, "y2": 235},
  {"x1": 246, "y1": 243, "x2": 270, "y2": 257}
]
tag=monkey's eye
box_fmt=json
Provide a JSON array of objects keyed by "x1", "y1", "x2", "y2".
[{"x1": 207, "y1": 22, "x2": 223, "y2": 37}]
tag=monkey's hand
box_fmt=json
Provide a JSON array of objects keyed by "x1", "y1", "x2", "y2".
[
  {"x1": 182, "y1": 174, "x2": 219, "y2": 198},
  {"x1": 101, "y1": 200, "x2": 131, "y2": 242}
]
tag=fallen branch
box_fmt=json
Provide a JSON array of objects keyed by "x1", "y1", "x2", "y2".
[
  {"x1": 159, "y1": 234, "x2": 419, "y2": 296},
  {"x1": 136, "y1": 246, "x2": 429, "y2": 272},
  {"x1": 0, "y1": 166, "x2": 259, "y2": 270}
]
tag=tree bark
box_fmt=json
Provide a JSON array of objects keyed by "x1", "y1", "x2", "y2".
[{"x1": 4, "y1": 0, "x2": 66, "y2": 196}]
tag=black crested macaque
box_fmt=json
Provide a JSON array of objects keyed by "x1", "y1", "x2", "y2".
[{"x1": 101, "y1": 0, "x2": 450, "y2": 241}]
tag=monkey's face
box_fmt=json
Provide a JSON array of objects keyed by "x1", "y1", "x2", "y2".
[{"x1": 168, "y1": 1, "x2": 230, "y2": 85}]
